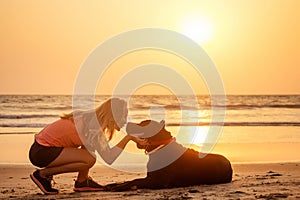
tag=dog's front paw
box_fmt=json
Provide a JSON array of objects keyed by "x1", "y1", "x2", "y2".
[
  {"x1": 111, "y1": 183, "x2": 135, "y2": 192},
  {"x1": 103, "y1": 182, "x2": 134, "y2": 192},
  {"x1": 103, "y1": 183, "x2": 122, "y2": 191}
]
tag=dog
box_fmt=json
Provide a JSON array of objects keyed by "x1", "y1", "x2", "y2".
[{"x1": 105, "y1": 120, "x2": 232, "y2": 191}]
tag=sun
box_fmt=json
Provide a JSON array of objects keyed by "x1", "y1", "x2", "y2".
[{"x1": 179, "y1": 17, "x2": 214, "y2": 44}]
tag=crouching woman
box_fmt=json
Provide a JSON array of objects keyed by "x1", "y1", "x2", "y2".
[{"x1": 29, "y1": 98, "x2": 146, "y2": 194}]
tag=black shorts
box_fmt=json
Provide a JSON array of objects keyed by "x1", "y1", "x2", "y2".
[{"x1": 29, "y1": 140, "x2": 63, "y2": 168}]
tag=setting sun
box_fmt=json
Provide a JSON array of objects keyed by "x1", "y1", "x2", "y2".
[{"x1": 179, "y1": 17, "x2": 214, "y2": 44}]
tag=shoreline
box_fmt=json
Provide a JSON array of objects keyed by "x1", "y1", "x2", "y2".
[{"x1": 0, "y1": 162, "x2": 299, "y2": 199}]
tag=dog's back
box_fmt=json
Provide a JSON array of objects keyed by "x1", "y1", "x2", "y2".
[{"x1": 147, "y1": 145, "x2": 232, "y2": 188}]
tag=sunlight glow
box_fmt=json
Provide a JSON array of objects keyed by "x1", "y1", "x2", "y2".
[{"x1": 180, "y1": 18, "x2": 214, "y2": 44}]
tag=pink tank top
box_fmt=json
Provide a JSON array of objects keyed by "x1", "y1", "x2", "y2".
[{"x1": 35, "y1": 118, "x2": 83, "y2": 147}]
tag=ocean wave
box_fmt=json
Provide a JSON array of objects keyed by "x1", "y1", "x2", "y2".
[
  {"x1": 221, "y1": 104, "x2": 300, "y2": 110},
  {"x1": 1, "y1": 122, "x2": 299, "y2": 128},
  {"x1": 0, "y1": 123, "x2": 47, "y2": 128},
  {"x1": 130, "y1": 105, "x2": 207, "y2": 110},
  {"x1": 166, "y1": 122, "x2": 300, "y2": 127},
  {"x1": 35, "y1": 106, "x2": 73, "y2": 110},
  {"x1": 129, "y1": 104, "x2": 300, "y2": 111},
  {"x1": 0, "y1": 114, "x2": 58, "y2": 119},
  {"x1": 164, "y1": 105, "x2": 200, "y2": 110}
]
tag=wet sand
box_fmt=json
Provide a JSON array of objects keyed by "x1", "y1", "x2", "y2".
[{"x1": 0, "y1": 162, "x2": 299, "y2": 200}]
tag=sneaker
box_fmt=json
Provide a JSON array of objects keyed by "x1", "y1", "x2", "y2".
[
  {"x1": 30, "y1": 170, "x2": 58, "y2": 195},
  {"x1": 73, "y1": 177, "x2": 104, "y2": 192}
]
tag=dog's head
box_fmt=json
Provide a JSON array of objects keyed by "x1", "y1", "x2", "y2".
[{"x1": 126, "y1": 120, "x2": 173, "y2": 151}]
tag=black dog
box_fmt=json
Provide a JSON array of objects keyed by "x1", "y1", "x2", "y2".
[{"x1": 105, "y1": 120, "x2": 232, "y2": 191}]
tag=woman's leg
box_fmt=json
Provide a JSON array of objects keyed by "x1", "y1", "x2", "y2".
[{"x1": 39, "y1": 147, "x2": 96, "y2": 182}]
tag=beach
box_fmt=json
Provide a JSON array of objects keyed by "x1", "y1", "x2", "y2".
[
  {"x1": 0, "y1": 162, "x2": 299, "y2": 199},
  {"x1": 0, "y1": 132, "x2": 300, "y2": 199}
]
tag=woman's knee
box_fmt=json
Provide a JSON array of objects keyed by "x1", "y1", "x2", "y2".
[{"x1": 84, "y1": 151, "x2": 96, "y2": 168}]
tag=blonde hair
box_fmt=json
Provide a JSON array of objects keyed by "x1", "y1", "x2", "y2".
[{"x1": 61, "y1": 98, "x2": 127, "y2": 140}]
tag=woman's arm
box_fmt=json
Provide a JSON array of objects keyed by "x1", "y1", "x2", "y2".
[
  {"x1": 115, "y1": 135, "x2": 147, "y2": 149},
  {"x1": 93, "y1": 132, "x2": 146, "y2": 165}
]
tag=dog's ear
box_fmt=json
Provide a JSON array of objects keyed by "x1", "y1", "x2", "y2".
[
  {"x1": 126, "y1": 122, "x2": 144, "y2": 137},
  {"x1": 127, "y1": 120, "x2": 165, "y2": 139}
]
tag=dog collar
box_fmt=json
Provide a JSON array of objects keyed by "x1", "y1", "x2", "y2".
[
  {"x1": 148, "y1": 137, "x2": 175, "y2": 146},
  {"x1": 145, "y1": 137, "x2": 175, "y2": 155}
]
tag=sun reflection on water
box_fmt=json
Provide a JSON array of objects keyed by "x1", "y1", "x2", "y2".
[{"x1": 189, "y1": 126, "x2": 209, "y2": 145}]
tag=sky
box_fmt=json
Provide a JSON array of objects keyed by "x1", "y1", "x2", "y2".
[{"x1": 0, "y1": 0, "x2": 299, "y2": 95}]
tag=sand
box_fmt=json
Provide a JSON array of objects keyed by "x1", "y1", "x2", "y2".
[
  {"x1": 0, "y1": 130, "x2": 299, "y2": 199},
  {"x1": 0, "y1": 162, "x2": 299, "y2": 200}
]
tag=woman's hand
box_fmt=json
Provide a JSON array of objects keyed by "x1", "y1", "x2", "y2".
[{"x1": 128, "y1": 135, "x2": 148, "y2": 146}]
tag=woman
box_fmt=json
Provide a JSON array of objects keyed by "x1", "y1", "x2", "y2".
[{"x1": 29, "y1": 98, "x2": 146, "y2": 195}]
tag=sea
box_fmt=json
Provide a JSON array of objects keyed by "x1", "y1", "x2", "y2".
[
  {"x1": 0, "y1": 95, "x2": 299, "y2": 166},
  {"x1": 0, "y1": 94, "x2": 299, "y2": 136}
]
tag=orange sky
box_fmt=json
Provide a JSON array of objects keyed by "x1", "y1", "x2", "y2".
[{"x1": 0, "y1": 0, "x2": 299, "y2": 95}]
